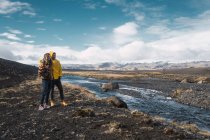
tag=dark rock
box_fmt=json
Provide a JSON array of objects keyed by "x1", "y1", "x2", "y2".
[
  {"x1": 106, "y1": 96, "x2": 128, "y2": 108},
  {"x1": 163, "y1": 127, "x2": 174, "y2": 135},
  {"x1": 101, "y1": 82, "x2": 119, "y2": 92},
  {"x1": 51, "y1": 127, "x2": 61, "y2": 132},
  {"x1": 73, "y1": 108, "x2": 95, "y2": 117}
]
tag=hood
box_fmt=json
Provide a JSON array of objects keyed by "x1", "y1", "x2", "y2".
[{"x1": 49, "y1": 51, "x2": 55, "y2": 58}]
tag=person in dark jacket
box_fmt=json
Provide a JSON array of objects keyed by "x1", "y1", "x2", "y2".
[{"x1": 38, "y1": 53, "x2": 52, "y2": 110}]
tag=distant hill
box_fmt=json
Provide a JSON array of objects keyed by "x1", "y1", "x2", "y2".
[
  {"x1": 0, "y1": 58, "x2": 38, "y2": 88},
  {"x1": 63, "y1": 61, "x2": 210, "y2": 70}
]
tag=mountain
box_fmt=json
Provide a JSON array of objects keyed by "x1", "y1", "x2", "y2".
[{"x1": 63, "y1": 61, "x2": 210, "y2": 70}]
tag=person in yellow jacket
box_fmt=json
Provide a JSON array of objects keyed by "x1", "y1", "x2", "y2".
[{"x1": 49, "y1": 51, "x2": 67, "y2": 106}]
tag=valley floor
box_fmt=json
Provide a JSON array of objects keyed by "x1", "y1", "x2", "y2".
[{"x1": 0, "y1": 78, "x2": 210, "y2": 139}]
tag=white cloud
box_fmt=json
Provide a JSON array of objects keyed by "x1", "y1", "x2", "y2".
[
  {"x1": 0, "y1": 32, "x2": 21, "y2": 41},
  {"x1": 84, "y1": 3, "x2": 96, "y2": 10},
  {"x1": 145, "y1": 10, "x2": 210, "y2": 40},
  {"x1": 24, "y1": 34, "x2": 32, "y2": 38},
  {"x1": 8, "y1": 29, "x2": 22, "y2": 34},
  {"x1": 37, "y1": 28, "x2": 46, "y2": 31},
  {"x1": 1, "y1": 26, "x2": 210, "y2": 65},
  {"x1": 36, "y1": 21, "x2": 44, "y2": 24},
  {"x1": 113, "y1": 22, "x2": 139, "y2": 45},
  {"x1": 0, "y1": 39, "x2": 79, "y2": 64},
  {"x1": 105, "y1": 0, "x2": 125, "y2": 5},
  {"x1": 131, "y1": 12, "x2": 144, "y2": 21},
  {"x1": 114, "y1": 22, "x2": 138, "y2": 35},
  {"x1": 105, "y1": 0, "x2": 145, "y2": 22},
  {"x1": 22, "y1": 10, "x2": 36, "y2": 16},
  {"x1": 53, "y1": 18, "x2": 62, "y2": 22},
  {"x1": 1, "y1": 10, "x2": 210, "y2": 64},
  {"x1": 98, "y1": 26, "x2": 107, "y2": 30},
  {"x1": 148, "y1": 30, "x2": 210, "y2": 61},
  {"x1": 27, "y1": 40, "x2": 35, "y2": 43},
  {"x1": 174, "y1": 10, "x2": 210, "y2": 30},
  {"x1": 54, "y1": 35, "x2": 63, "y2": 41},
  {"x1": 0, "y1": 0, "x2": 36, "y2": 16}
]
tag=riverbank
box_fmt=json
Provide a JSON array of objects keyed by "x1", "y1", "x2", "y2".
[
  {"x1": 1, "y1": 79, "x2": 209, "y2": 139},
  {"x1": 63, "y1": 69, "x2": 210, "y2": 110}
]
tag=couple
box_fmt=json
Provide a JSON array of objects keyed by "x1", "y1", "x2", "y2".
[{"x1": 38, "y1": 51, "x2": 67, "y2": 110}]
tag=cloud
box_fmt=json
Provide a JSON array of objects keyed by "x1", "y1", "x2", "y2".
[
  {"x1": 0, "y1": 0, "x2": 36, "y2": 16},
  {"x1": 114, "y1": 22, "x2": 138, "y2": 35},
  {"x1": 53, "y1": 18, "x2": 62, "y2": 22},
  {"x1": 0, "y1": 39, "x2": 25, "y2": 61},
  {"x1": 145, "y1": 10, "x2": 210, "y2": 40},
  {"x1": 1, "y1": 9, "x2": 210, "y2": 64},
  {"x1": 8, "y1": 29, "x2": 22, "y2": 34},
  {"x1": 84, "y1": 2, "x2": 96, "y2": 10},
  {"x1": 105, "y1": 0, "x2": 125, "y2": 5},
  {"x1": 53, "y1": 35, "x2": 63, "y2": 41},
  {"x1": 22, "y1": 10, "x2": 36, "y2": 16},
  {"x1": 83, "y1": 1, "x2": 107, "y2": 10},
  {"x1": 1, "y1": 26, "x2": 210, "y2": 65},
  {"x1": 98, "y1": 26, "x2": 107, "y2": 30},
  {"x1": 0, "y1": 32, "x2": 21, "y2": 41},
  {"x1": 113, "y1": 22, "x2": 139, "y2": 45},
  {"x1": 24, "y1": 34, "x2": 32, "y2": 38},
  {"x1": 37, "y1": 28, "x2": 46, "y2": 31},
  {"x1": 148, "y1": 30, "x2": 210, "y2": 61},
  {"x1": 0, "y1": 39, "x2": 80, "y2": 64},
  {"x1": 35, "y1": 21, "x2": 44, "y2": 24},
  {"x1": 105, "y1": 0, "x2": 145, "y2": 21},
  {"x1": 174, "y1": 10, "x2": 210, "y2": 30},
  {"x1": 27, "y1": 40, "x2": 35, "y2": 44}
]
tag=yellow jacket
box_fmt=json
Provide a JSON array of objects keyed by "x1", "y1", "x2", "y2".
[{"x1": 50, "y1": 51, "x2": 62, "y2": 80}]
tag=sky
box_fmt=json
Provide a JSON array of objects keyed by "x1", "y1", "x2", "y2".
[{"x1": 0, "y1": 0, "x2": 210, "y2": 64}]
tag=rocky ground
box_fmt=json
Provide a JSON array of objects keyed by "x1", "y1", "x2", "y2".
[{"x1": 0, "y1": 79, "x2": 209, "y2": 140}]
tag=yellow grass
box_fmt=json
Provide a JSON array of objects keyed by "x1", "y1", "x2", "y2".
[{"x1": 63, "y1": 71, "x2": 147, "y2": 80}]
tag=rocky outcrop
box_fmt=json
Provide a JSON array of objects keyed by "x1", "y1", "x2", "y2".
[
  {"x1": 171, "y1": 88, "x2": 210, "y2": 109},
  {"x1": 101, "y1": 82, "x2": 119, "y2": 92}
]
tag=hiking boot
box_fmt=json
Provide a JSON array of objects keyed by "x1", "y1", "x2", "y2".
[
  {"x1": 44, "y1": 103, "x2": 50, "y2": 109},
  {"x1": 61, "y1": 100, "x2": 68, "y2": 106},
  {"x1": 38, "y1": 105, "x2": 44, "y2": 111},
  {"x1": 50, "y1": 100, "x2": 55, "y2": 107}
]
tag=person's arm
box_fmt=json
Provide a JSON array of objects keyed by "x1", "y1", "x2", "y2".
[
  {"x1": 59, "y1": 61, "x2": 62, "y2": 78},
  {"x1": 38, "y1": 60, "x2": 44, "y2": 78}
]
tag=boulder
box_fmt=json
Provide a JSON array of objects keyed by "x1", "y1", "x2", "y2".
[
  {"x1": 181, "y1": 79, "x2": 188, "y2": 83},
  {"x1": 106, "y1": 96, "x2": 127, "y2": 108},
  {"x1": 181, "y1": 78, "x2": 195, "y2": 83},
  {"x1": 197, "y1": 80, "x2": 203, "y2": 84},
  {"x1": 101, "y1": 82, "x2": 119, "y2": 92}
]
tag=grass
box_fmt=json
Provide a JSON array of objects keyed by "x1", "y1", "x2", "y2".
[
  {"x1": 63, "y1": 71, "x2": 148, "y2": 80},
  {"x1": 63, "y1": 70, "x2": 210, "y2": 83}
]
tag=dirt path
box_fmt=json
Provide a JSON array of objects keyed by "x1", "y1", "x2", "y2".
[{"x1": 0, "y1": 79, "x2": 209, "y2": 139}]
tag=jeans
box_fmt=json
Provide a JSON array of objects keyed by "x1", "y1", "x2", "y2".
[
  {"x1": 50, "y1": 78, "x2": 64, "y2": 101},
  {"x1": 40, "y1": 79, "x2": 51, "y2": 105}
]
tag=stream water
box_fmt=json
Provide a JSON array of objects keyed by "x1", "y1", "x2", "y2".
[{"x1": 62, "y1": 75, "x2": 210, "y2": 131}]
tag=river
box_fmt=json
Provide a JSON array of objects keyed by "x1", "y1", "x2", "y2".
[{"x1": 62, "y1": 75, "x2": 210, "y2": 131}]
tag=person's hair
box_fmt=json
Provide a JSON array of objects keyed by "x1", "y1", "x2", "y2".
[{"x1": 43, "y1": 53, "x2": 51, "y2": 65}]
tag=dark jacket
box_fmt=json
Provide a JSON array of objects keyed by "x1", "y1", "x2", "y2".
[{"x1": 38, "y1": 54, "x2": 52, "y2": 80}]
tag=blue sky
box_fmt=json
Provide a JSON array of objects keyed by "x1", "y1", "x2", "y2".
[{"x1": 1, "y1": 0, "x2": 210, "y2": 64}]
